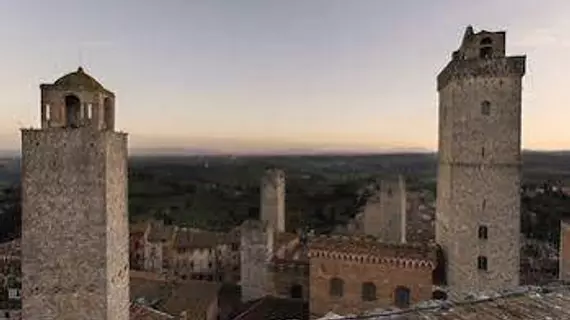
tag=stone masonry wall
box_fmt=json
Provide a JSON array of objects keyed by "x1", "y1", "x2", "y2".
[
  {"x1": 260, "y1": 169, "x2": 286, "y2": 233},
  {"x1": 436, "y1": 31, "x2": 525, "y2": 297},
  {"x1": 105, "y1": 132, "x2": 129, "y2": 320},
  {"x1": 240, "y1": 221, "x2": 274, "y2": 303},
  {"x1": 363, "y1": 176, "x2": 407, "y2": 243},
  {"x1": 21, "y1": 128, "x2": 128, "y2": 320}
]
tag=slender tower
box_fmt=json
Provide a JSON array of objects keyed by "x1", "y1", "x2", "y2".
[
  {"x1": 260, "y1": 168, "x2": 286, "y2": 233},
  {"x1": 21, "y1": 67, "x2": 129, "y2": 319},
  {"x1": 435, "y1": 27, "x2": 526, "y2": 296}
]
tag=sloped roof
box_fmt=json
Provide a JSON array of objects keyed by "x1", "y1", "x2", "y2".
[
  {"x1": 51, "y1": 67, "x2": 112, "y2": 93},
  {"x1": 230, "y1": 296, "x2": 309, "y2": 320},
  {"x1": 317, "y1": 284, "x2": 570, "y2": 320},
  {"x1": 130, "y1": 271, "x2": 221, "y2": 317},
  {"x1": 309, "y1": 234, "x2": 437, "y2": 265}
]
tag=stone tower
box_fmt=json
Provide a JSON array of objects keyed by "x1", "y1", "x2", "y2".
[
  {"x1": 560, "y1": 218, "x2": 570, "y2": 281},
  {"x1": 21, "y1": 67, "x2": 129, "y2": 320},
  {"x1": 435, "y1": 27, "x2": 526, "y2": 296},
  {"x1": 240, "y1": 220, "x2": 274, "y2": 302},
  {"x1": 363, "y1": 175, "x2": 407, "y2": 243},
  {"x1": 260, "y1": 168, "x2": 286, "y2": 233}
]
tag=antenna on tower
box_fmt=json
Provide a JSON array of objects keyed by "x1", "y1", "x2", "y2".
[{"x1": 78, "y1": 45, "x2": 84, "y2": 69}]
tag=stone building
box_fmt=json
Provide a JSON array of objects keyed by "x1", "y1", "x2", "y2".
[
  {"x1": 240, "y1": 220, "x2": 275, "y2": 303},
  {"x1": 308, "y1": 235, "x2": 437, "y2": 316},
  {"x1": 130, "y1": 222, "x2": 149, "y2": 270},
  {"x1": 143, "y1": 221, "x2": 176, "y2": 274},
  {"x1": 170, "y1": 227, "x2": 240, "y2": 282},
  {"x1": 260, "y1": 169, "x2": 286, "y2": 233},
  {"x1": 435, "y1": 26, "x2": 526, "y2": 297},
  {"x1": 20, "y1": 67, "x2": 129, "y2": 319},
  {"x1": 363, "y1": 176, "x2": 407, "y2": 243}
]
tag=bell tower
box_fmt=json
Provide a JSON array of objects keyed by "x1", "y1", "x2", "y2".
[{"x1": 21, "y1": 67, "x2": 129, "y2": 319}]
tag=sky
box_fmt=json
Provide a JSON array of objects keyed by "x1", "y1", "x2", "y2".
[{"x1": 0, "y1": 0, "x2": 569, "y2": 153}]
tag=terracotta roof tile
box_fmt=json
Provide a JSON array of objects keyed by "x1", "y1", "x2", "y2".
[
  {"x1": 230, "y1": 296, "x2": 309, "y2": 320},
  {"x1": 308, "y1": 234, "x2": 437, "y2": 264},
  {"x1": 130, "y1": 271, "x2": 221, "y2": 317}
]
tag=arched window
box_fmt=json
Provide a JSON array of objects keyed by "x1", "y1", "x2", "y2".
[
  {"x1": 477, "y1": 256, "x2": 488, "y2": 271},
  {"x1": 64, "y1": 95, "x2": 81, "y2": 128},
  {"x1": 329, "y1": 277, "x2": 344, "y2": 297},
  {"x1": 481, "y1": 101, "x2": 491, "y2": 115},
  {"x1": 479, "y1": 37, "x2": 493, "y2": 59},
  {"x1": 394, "y1": 286, "x2": 411, "y2": 308},
  {"x1": 361, "y1": 282, "x2": 377, "y2": 301},
  {"x1": 478, "y1": 225, "x2": 488, "y2": 239},
  {"x1": 290, "y1": 284, "x2": 303, "y2": 299}
]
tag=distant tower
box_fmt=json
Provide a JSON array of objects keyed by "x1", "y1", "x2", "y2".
[
  {"x1": 21, "y1": 67, "x2": 129, "y2": 319},
  {"x1": 260, "y1": 168, "x2": 286, "y2": 233},
  {"x1": 363, "y1": 175, "x2": 407, "y2": 243},
  {"x1": 436, "y1": 27, "x2": 526, "y2": 296},
  {"x1": 240, "y1": 220, "x2": 275, "y2": 302},
  {"x1": 560, "y1": 218, "x2": 570, "y2": 282}
]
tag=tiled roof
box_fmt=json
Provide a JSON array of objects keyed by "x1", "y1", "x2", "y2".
[
  {"x1": 130, "y1": 303, "x2": 174, "y2": 320},
  {"x1": 308, "y1": 234, "x2": 437, "y2": 264},
  {"x1": 130, "y1": 270, "x2": 221, "y2": 317},
  {"x1": 174, "y1": 229, "x2": 224, "y2": 250},
  {"x1": 319, "y1": 284, "x2": 570, "y2": 320},
  {"x1": 230, "y1": 296, "x2": 309, "y2": 320}
]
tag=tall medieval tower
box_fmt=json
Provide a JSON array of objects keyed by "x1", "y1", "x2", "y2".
[
  {"x1": 260, "y1": 168, "x2": 286, "y2": 233},
  {"x1": 435, "y1": 27, "x2": 526, "y2": 296},
  {"x1": 21, "y1": 67, "x2": 129, "y2": 320},
  {"x1": 363, "y1": 176, "x2": 407, "y2": 243}
]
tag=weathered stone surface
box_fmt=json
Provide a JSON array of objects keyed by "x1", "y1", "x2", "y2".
[
  {"x1": 435, "y1": 27, "x2": 525, "y2": 297},
  {"x1": 21, "y1": 69, "x2": 128, "y2": 320},
  {"x1": 363, "y1": 176, "x2": 407, "y2": 243},
  {"x1": 260, "y1": 169, "x2": 285, "y2": 233}
]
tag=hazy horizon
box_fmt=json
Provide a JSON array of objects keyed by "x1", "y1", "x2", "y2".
[{"x1": 1, "y1": 1, "x2": 570, "y2": 152}]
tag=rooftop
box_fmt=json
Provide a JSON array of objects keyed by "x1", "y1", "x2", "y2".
[{"x1": 46, "y1": 67, "x2": 112, "y2": 94}]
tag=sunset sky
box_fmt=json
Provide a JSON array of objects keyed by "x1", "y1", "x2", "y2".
[{"x1": 0, "y1": 0, "x2": 569, "y2": 152}]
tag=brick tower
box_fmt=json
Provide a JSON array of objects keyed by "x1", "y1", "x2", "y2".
[
  {"x1": 435, "y1": 27, "x2": 526, "y2": 296},
  {"x1": 21, "y1": 67, "x2": 129, "y2": 319}
]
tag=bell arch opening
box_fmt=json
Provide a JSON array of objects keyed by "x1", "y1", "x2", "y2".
[{"x1": 65, "y1": 95, "x2": 81, "y2": 128}]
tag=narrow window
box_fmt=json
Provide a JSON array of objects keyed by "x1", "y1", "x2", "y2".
[
  {"x1": 482, "y1": 147, "x2": 485, "y2": 157},
  {"x1": 481, "y1": 101, "x2": 491, "y2": 115},
  {"x1": 387, "y1": 188, "x2": 393, "y2": 197},
  {"x1": 329, "y1": 277, "x2": 344, "y2": 297},
  {"x1": 477, "y1": 256, "x2": 488, "y2": 271},
  {"x1": 361, "y1": 282, "x2": 377, "y2": 301},
  {"x1": 478, "y1": 226, "x2": 488, "y2": 240},
  {"x1": 480, "y1": 37, "x2": 493, "y2": 45},
  {"x1": 290, "y1": 284, "x2": 303, "y2": 299},
  {"x1": 482, "y1": 199, "x2": 486, "y2": 210},
  {"x1": 87, "y1": 103, "x2": 93, "y2": 119}
]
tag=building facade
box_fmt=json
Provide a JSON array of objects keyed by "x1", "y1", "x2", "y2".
[
  {"x1": 308, "y1": 235, "x2": 436, "y2": 316},
  {"x1": 435, "y1": 27, "x2": 526, "y2": 296},
  {"x1": 20, "y1": 67, "x2": 129, "y2": 319}
]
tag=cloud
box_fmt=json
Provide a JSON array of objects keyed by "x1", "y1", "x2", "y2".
[{"x1": 512, "y1": 27, "x2": 570, "y2": 48}]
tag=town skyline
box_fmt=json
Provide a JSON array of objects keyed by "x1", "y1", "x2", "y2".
[{"x1": 1, "y1": 0, "x2": 569, "y2": 152}]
